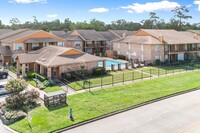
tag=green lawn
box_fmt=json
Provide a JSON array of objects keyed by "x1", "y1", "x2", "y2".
[
  {"x1": 10, "y1": 71, "x2": 200, "y2": 133},
  {"x1": 69, "y1": 70, "x2": 150, "y2": 90},
  {"x1": 138, "y1": 65, "x2": 197, "y2": 76},
  {"x1": 44, "y1": 86, "x2": 63, "y2": 93},
  {"x1": 27, "y1": 79, "x2": 63, "y2": 93}
]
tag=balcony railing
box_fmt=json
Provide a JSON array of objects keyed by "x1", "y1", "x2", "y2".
[{"x1": 165, "y1": 47, "x2": 200, "y2": 53}]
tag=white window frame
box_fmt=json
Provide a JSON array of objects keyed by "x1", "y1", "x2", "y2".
[
  {"x1": 155, "y1": 45, "x2": 160, "y2": 52},
  {"x1": 57, "y1": 42, "x2": 64, "y2": 47},
  {"x1": 141, "y1": 44, "x2": 144, "y2": 51},
  {"x1": 185, "y1": 44, "x2": 188, "y2": 50},
  {"x1": 118, "y1": 43, "x2": 120, "y2": 49},
  {"x1": 14, "y1": 43, "x2": 23, "y2": 50}
]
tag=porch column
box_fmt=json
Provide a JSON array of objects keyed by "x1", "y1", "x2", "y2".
[
  {"x1": 58, "y1": 66, "x2": 62, "y2": 79},
  {"x1": 22, "y1": 64, "x2": 26, "y2": 77},
  {"x1": 17, "y1": 60, "x2": 20, "y2": 77},
  {"x1": 47, "y1": 67, "x2": 52, "y2": 79},
  {"x1": 103, "y1": 60, "x2": 106, "y2": 69},
  {"x1": 40, "y1": 65, "x2": 44, "y2": 75},
  {"x1": 33, "y1": 63, "x2": 38, "y2": 72}
]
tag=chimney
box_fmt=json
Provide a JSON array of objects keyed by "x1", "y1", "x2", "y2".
[{"x1": 158, "y1": 35, "x2": 164, "y2": 42}]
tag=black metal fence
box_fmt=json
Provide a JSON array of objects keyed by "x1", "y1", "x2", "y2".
[{"x1": 67, "y1": 62, "x2": 200, "y2": 90}]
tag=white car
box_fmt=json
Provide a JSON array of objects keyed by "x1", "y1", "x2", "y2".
[{"x1": 0, "y1": 81, "x2": 8, "y2": 95}]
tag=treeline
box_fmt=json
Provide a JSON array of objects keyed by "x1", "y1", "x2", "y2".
[{"x1": 0, "y1": 6, "x2": 200, "y2": 32}]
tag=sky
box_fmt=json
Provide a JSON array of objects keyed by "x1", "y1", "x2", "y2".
[{"x1": 0, "y1": 0, "x2": 200, "y2": 25}]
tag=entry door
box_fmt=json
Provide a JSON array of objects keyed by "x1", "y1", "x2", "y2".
[{"x1": 53, "y1": 67, "x2": 57, "y2": 78}]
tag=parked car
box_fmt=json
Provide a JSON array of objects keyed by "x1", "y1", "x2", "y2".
[
  {"x1": 0, "y1": 81, "x2": 9, "y2": 95},
  {"x1": 0, "y1": 71, "x2": 8, "y2": 79}
]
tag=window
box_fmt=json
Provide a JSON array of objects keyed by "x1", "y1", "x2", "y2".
[
  {"x1": 118, "y1": 43, "x2": 120, "y2": 49},
  {"x1": 14, "y1": 43, "x2": 23, "y2": 50},
  {"x1": 141, "y1": 44, "x2": 144, "y2": 51},
  {"x1": 175, "y1": 44, "x2": 178, "y2": 51},
  {"x1": 32, "y1": 43, "x2": 39, "y2": 49},
  {"x1": 155, "y1": 45, "x2": 160, "y2": 52},
  {"x1": 165, "y1": 55, "x2": 168, "y2": 59},
  {"x1": 164, "y1": 45, "x2": 169, "y2": 52},
  {"x1": 74, "y1": 41, "x2": 81, "y2": 47},
  {"x1": 57, "y1": 42, "x2": 63, "y2": 47},
  {"x1": 185, "y1": 44, "x2": 188, "y2": 50}
]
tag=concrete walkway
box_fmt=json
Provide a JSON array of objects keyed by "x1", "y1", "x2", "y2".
[{"x1": 62, "y1": 89, "x2": 200, "y2": 133}]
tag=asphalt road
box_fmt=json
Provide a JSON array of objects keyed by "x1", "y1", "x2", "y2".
[{"x1": 63, "y1": 89, "x2": 200, "y2": 133}]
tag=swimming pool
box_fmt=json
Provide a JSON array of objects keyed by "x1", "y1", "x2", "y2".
[{"x1": 98, "y1": 59, "x2": 127, "y2": 70}]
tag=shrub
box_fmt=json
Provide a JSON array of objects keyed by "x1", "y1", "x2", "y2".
[
  {"x1": 155, "y1": 59, "x2": 161, "y2": 66},
  {"x1": 27, "y1": 71, "x2": 35, "y2": 78},
  {"x1": 35, "y1": 73, "x2": 46, "y2": 82},
  {"x1": 43, "y1": 80, "x2": 54, "y2": 87},
  {"x1": 3, "y1": 110, "x2": 26, "y2": 121},
  {"x1": 61, "y1": 73, "x2": 72, "y2": 80},
  {"x1": 117, "y1": 54, "x2": 126, "y2": 60},
  {"x1": 92, "y1": 67, "x2": 106, "y2": 76},
  {"x1": 5, "y1": 79, "x2": 28, "y2": 93},
  {"x1": 5, "y1": 89, "x2": 39, "y2": 110}
]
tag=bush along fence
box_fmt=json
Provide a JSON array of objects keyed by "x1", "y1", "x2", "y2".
[{"x1": 66, "y1": 62, "x2": 200, "y2": 91}]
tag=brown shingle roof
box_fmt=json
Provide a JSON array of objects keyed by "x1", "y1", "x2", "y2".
[
  {"x1": 60, "y1": 33, "x2": 83, "y2": 41},
  {"x1": 0, "y1": 29, "x2": 13, "y2": 36},
  {"x1": 0, "y1": 46, "x2": 13, "y2": 56},
  {"x1": 188, "y1": 30, "x2": 200, "y2": 35},
  {"x1": 109, "y1": 30, "x2": 133, "y2": 38},
  {"x1": 1, "y1": 30, "x2": 37, "y2": 43},
  {"x1": 119, "y1": 36, "x2": 163, "y2": 44},
  {"x1": 76, "y1": 30, "x2": 107, "y2": 41},
  {"x1": 140, "y1": 29, "x2": 200, "y2": 44},
  {"x1": 50, "y1": 30, "x2": 65, "y2": 37},
  {"x1": 98, "y1": 31, "x2": 119, "y2": 41},
  {"x1": 17, "y1": 45, "x2": 105, "y2": 67},
  {"x1": 0, "y1": 29, "x2": 28, "y2": 40}
]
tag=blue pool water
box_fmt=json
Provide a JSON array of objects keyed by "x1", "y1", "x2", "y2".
[{"x1": 98, "y1": 59, "x2": 126, "y2": 70}]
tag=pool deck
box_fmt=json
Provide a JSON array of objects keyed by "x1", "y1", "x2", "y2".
[{"x1": 104, "y1": 57, "x2": 128, "y2": 63}]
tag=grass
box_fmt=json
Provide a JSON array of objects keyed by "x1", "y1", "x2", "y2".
[
  {"x1": 69, "y1": 70, "x2": 150, "y2": 90},
  {"x1": 43, "y1": 85, "x2": 63, "y2": 93},
  {"x1": 27, "y1": 78, "x2": 63, "y2": 93},
  {"x1": 10, "y1": 71, "x2": 200, "y2": 133},
  {"x1": 138, "y1": 64, "x2": 197, "y2": 76},
  {"x1": 27, "y1": 79, "x2": 37, "y2": 87}
]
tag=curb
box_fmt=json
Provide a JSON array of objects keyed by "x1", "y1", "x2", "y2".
[{"x1": 54, "y1": 87, "x2": 200, "y2": 133}]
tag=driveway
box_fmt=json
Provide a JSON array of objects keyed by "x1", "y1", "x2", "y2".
[{"x1": 63, "y1": 89, "x2": 200, "y2": 133}]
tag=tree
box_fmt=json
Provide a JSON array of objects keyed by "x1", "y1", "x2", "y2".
[
  {"x1": 5, "y1": 79, "x2": 39, "y2": 111},
  {"x1": 171, "y1": 6, "x2": 192, "y2": 30},
  {"x1": 5, "y1": 79, "x2": 27, "y2": 93},
  {"x1": 9, "y1": 18, "x2": 20, "y2": 30},
  {"x1": 141, "y1": 12, "x2": 160, "y2": 29}
]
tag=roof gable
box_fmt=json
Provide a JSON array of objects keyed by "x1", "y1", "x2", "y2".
[
  {"x1": 61, "y1": 49, "x2": 83, "y2": 55},
  {"x1": 9, "y1": 30, "x2": 66, "y2": 43}
]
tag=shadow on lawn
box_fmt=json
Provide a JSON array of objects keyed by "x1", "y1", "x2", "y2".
[{"x1": 48, "y1": 104, "x2": 68, "y2": 111}]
